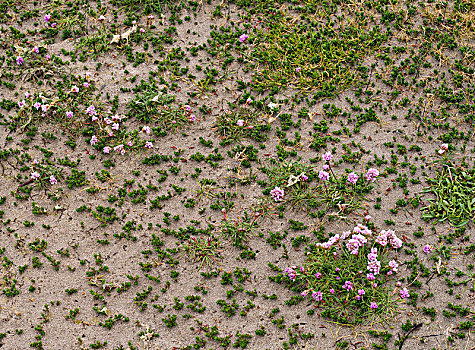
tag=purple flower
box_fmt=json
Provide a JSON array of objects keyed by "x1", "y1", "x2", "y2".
[
  {"x1": 342, "y1": 281, "x2": 354, "y2": 291},
  {"x1": 347, "y1": 172, "x2": 359, "y2": 185},
  {"x1": 25, "y1": 92, "x2": 30, "y2": 98},
  {"x1": 239, "y1": 34, "x2": 249, "y2": 42},
  {"x1": 296, "y1": 67, "x2": 301, "y2": 72},
  {"x1": 190, "y1": 114, "x2": 196, "y2": 122},
  {"x1": 322, "y1": 152, "x2": 333, "y2": 162},
  {"x1": 49, "y1": 175, "x2": 57, "y2": 185},
  {"x1": 86, "y1": 105, "x2": 96, "y2": 116},
  {"x1": 285, "y1": 267, "x2": 297, "y2": 281},
  {"x1": 370, "y1": 302, "x2": 378, "y2": 309},
  {"x1": 322, "y1": 164, "x2": 329, "y2": 170},
  {"x1": 31, "y1": 171, "x2": 40, "y2": 180},
  {"x1": 312, "y1": 291, "x2": 323, "y2": 302},
  {"x1": 184, "y1": 105, "x2": 191, "y2": 112},
  {"x1": 33, "y1": 46, "x2": 39, "y2": 54},
  {"x1": 51, "y1": 23, "x2": 56, "y2": 28},
  {"x1": 16, "y1": 56, "x2": 24, "y2": 66},
  {"x1": 270, "y1": 187, "x2": 284, "y2": 202},
  {"x1": 66, "y1": 111, "x2": 73, "y2": 118},
  {"x1": 366, "y1": 273, "x2": 375, "y2": 281},
  {"x1": 145, "y1": 141, "x2": 153, "y2": 149},
  {"x1": 318, "y1": 170, "x2": 329, "y2": 181},
  {"x1": 335, "y1": 268, "x2": 340, "y2": 272},
  {"x1": 423, "y1": 245, "x2": 432, "y2": 254},
  {"x1": 358, "y1": 289, "x2": 365, "y2": 296},
  {"x1": 246, "y1": 97, "x2": 253, "y2": 104},
  {"x1": 83, "y1": 82, "x2": 89, "y2": 88},
  {"x1": 315, "y1": 272, "x2": 322, "y2": 279},
  {"x1": 44, "y1": 14, "x2": 51, "y2": 22},
  {"x1": 90, "y1": 135, "x2": 98, "y2": 145},
  {"x1": 365, "y1": 168, "x2": 379, "y2": 182},
  {"x1": 329, "y1": 288, "x2": 335, "y2": 295},
  {"x1": 399, "y1": 287, "x2": 410, "y2": 299}
]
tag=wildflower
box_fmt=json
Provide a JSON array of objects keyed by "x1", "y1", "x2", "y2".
[
  {"x1": 45, "y1": 55, "x2": 50, "y2": 60},
  {"x1": 318, "y1": 170, "x2": 329, "y2": 181},
  {"x1": 51, "y1": 23, "x2": 56, "y2": 28},
  {"x1": 329, "y1": 288, "x2": 335, "y2": 295},
  {"x1": 322, "y1": 152, "x2": 333, "y2": 162},
  {"x1": 143, "y1": 126, "x2": 151, "y2": 134},
  {"x1": 25, "y1": 92, "x2": 30, "y2": 98},
  {"x1": 301, "y1": 174, "x2": 308, "y2": 182},
  {"x1": 31, "y1": 171, "x2": 40, "y2": 180},
  {"x1": 396, "y1": 281, "x2": 402, "y2": 287},
  {"x1": 145, "y1": 141, "x2": 153, "y2": 149},
  {"x1": 370, "y1": 302, "x2": 378, "y2": 309},
  {"x1": 41, "y1": 104, "x2": 48, "y2": 112},
  {"x1": 172, "y1": 120, "x2": 176, "y2": 124},
  {"x1": 358, "y1": 289, "x2": 365, "y2": 296},
  {"x1": 71, "y1": 85, "x2": 79, "y2": 93},
  {"x1": 346, "y1": 234, "x2": 367, "y2": 255},
  {"x1": 315, "y1": 272, "x2": 322, "y2": 279},
  {"x1": 127, "y1": 141, "x2": 133, "y2": 147},
  {"x1": 423, "y1": 245, "x2": 432, "y2": 254},
  {"x1": 388, "y1": 259, "x2": 398, "y2": 272},
  {"x1": 98, "y1": 15, "x2": 105, "y2": 21},
  {"x1": 104, "y1": 118, "x2": 112, "y2": 125},
  {"x1": 32, "y1": 159, "x2": 39, "y2": 165},
  {"x1": 49, "y1": 175, "x2": 57, "y2": 185},
  {"x1": 86, "y1": 105, "x2": 96, "y2": 116},
  {"x1": 347, "y1": 172, "x2": 359, "y2": 185},
  {"x1": 91, "y1": 116, "x2": 98, "y2": 122},
  {"x1": 322, "y1": 164, "x2": 329, "y2": 170},
  {"x1": 184, "y1": 105, "x2": 191, "y2": 112},
  {"x1": 375, "y1": 230, "x2": 389, "y2": 246},
  {"x1": 335, "y1": 268, "x2": 340, "y2": 272},
  {"x1": 66, "y1": 111, "x2": 73, "y2": 118},
  {"x1": 90, "y1": 135, "x2": 98, "y2": 145},
  {"x1": 364, "y1": 214, "x2": 372, "y2": 221},
  {"x1": 388, "y1": 231, "x2": 402, "y2": 249},
  {"x1": 270, "y1": 187, "x2": 284, "y2": 202},
  {"x1": 112, "y1": 123, "x2": 120, "y2": 130},
  {"x1": 367, "y1": 247, "x2": 378, "y2": 261},
  {"x1": 16, "y1": 56, "x2": 24, "y2": 65},
  {"x1": 301, "y1": 291, "x2": 308, "y2": 297},
  {"x1": 246, "y1": 97, "x2": 253, "y2": 104},
  {"x1": 190, "y1": 114, "x2": 196, "y2": 122},
  {"x1": 44, "y1": 14, "x2": 51, "y2": 22},
  {"x1": 140, "y1": 28, "x2": 145, "y2": 33},
  {"x1": 285, "y1": 267, "x2": 297, "y2": 281},
  {"x1": 33, "y1": 102, "x2": 41, "y2": 110},
  {"x1": 365, "y1": 168, "x2": 379, "y2": 182},
  {"x1": 114, "y1": 144, "x2": 124, "y2": 154},
  {"x1": 83, "y1": 82, "x2": 89, "y2": 88},
  {"x1": 296, "y1": 67, "x2": 301, "y2": 72},
  {"x1": 367, "y1": 259, "x2": 381, "y2": 275},
  {"x1": 239, "y1": 34, "x2": 249, "y2": 42},
  {"x1": 33, "y1": 46, "x2": 39, "y2": 54},
  {"x1": 400, "y1": 288, "x2": 410, "y2": 299},
  {"x1": 237, "y1": 119, "x2": 245, "y2": 126},
  {"x1": 441, "y1": 143, "x2": 449, "y2": 151},
  {"x1": 103, "y1": 146, "x2": 111, "y2": 154},
  {"x1": 18, "y1": 100, "x2": 26, "y2": 108},
  {"x1": 366, "y1": 273, "x2": 375, "y2": 281},
  {"x1": 312, "y1": 291, "x2": 323, "y2": 302},
  {"x1": 343, "y1": 281, "x2": 354, "y2": 291}
]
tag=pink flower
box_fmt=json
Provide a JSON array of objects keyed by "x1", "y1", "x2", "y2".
[
  {"x1": 104, "y1": 117, "x2": 112, "y2": 125},
  {"x1": 441, "y1": 143, "x2": 449, "y2": 151},
  {"x1": 312, "y1": 291, "x2": 323, "y2": 302},
  {"x1": 319, "y1": 170, "x2": 329, "y2": 181},
  {"x1": 90, "y1": 135, "x2": 98, "y2": 145},
  {"x1": 25, "y1": 92, "x2": 30, "y2": 98},
  {"x1": 143, "y1": 126, "x2": 151, "y2": 134},
  {"x1": 83, "y1": 82, "x2": 89, "y2": 88},
  {"x1": 296, "y1": 67, "x2": 301, "y2": 72},
  {"x1": 190, "y1": 114, "x2": 196, "y2": 122},
  {"x1": 388, "y1": 259, "x2": 398, "y2": 272},
  {"x1": 71, "y1": 85, "x2": 79, "y2": 93},
  {"x1": 423, "y1": 245, "x2": 432, "y2": 254},
  {"x1": 184, "y1": 105, "x2": 191, "y2": 112},
  {"x1": 370, "y1": 302, "x2": 378, "y2": 309},
  {"x1": 41, "y1": 104, "x2": 48, "y2": 112},
  {"x1": 270, "y1": 187, "x2": 284, "y2": 202},
  {"x1": 237, "y1": 119, "x2": 244, "y2": 126},
  {"x1": 315, "y1": 272, "x2": 322, "y2": 279},
  {"x1": 103, "y1": 146, "x2": 111, "y2": 154},
  {"x1": 301, "y1": 174, "x2": 308, "y2": 182},
  {"x1": 246, "y1": 98, "x2": 253, "y2": 104},
  {"x1": 32, "y1": 159, "x2": 39, "y2": 165},
  {"x1": 49, "y1": 175, "x2": 57, "y2": 185},
  {"x1": 342, "y1": 281, "x2": 354, "y2": 291},
  {"x1": 358, "y1": 289, "x2": 365, "y2": 296},
  {"x1": 91, "y1": 116, "x2": 98, "y2": 122},
  {"x1": 329, "y1": 288, "x2": 335, "y2": 295},
  {"x1": 239, "y1": 34, "x2": 249, "y2": 42},
  {"x1": 86, "y1": 105, "x2": 96, "y2": 116},
  {"x1": 16, "y1": 56, "x2": 24, "y2": 65},
  {"x1": 322, "y1": 152, "x2": 333, "y2": 162},
  {"x1": 44, "y1": 14, "x2": 51, "y2": 22},
  {"x1": 399, "y1": 287, "x2": 410, "y2": 299},
  {"x1": 127, "y1": 141, "x2": 133, "y2": 147},
  {"x1": 367, "y1": 273, "x2": 375, "y2": 281},
  {"x1": 18, "y1": 100, "x2": 26, "y2": 108},
  {"x1": 98, "y1": 15, "x2": 106, "y2": 21},
  {"x1": 66, "y1": 111, "x2": 73, "y2": 118},
  {"x1": 33, "y1": 47, "x2": 39, "y2": 54},
  {"x1": 112, "y1": 123, "x2": 119, "y2": 130},
  {"x1": 33, "y1": 102, "x2": 41, "y2": 110},
  {"x1": 140, "y1": 28, "x2": 145, "y2": 33},
  {"x1": 347, "y1": 172, "x2": 359, "y2": 185},
  {"x1": 366, "y1": 168, "x2": 379, "y2": 182},
  {"x1": 31, "y1": 171, "x2": 40, "y2": 180},
  {"x1": 51, "y1": 23, "x2": 56, "y2": 28},
  {"x1": 145, "y1": 141, "x2": 153, "y2": 149},
  {"x1": 365, "y1": 214, "x2": 372, "y2": 221},
  {"x1": 114, "y1": 144, "x2": 124, "y2": 154}
]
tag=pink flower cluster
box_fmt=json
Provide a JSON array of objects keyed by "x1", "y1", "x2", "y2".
[
  {"x1": 270, "y1": 187, "x2": 284, "y2": 202},
  {"x1": 374, "y1": 229, "x2": 402, "y2": 249},
  {"x1": 285, "y1": 266, "x2": 297, "y2": 281},
  {"x1": 367, "y1": 247, "x2": 381, "y2": 275}
]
